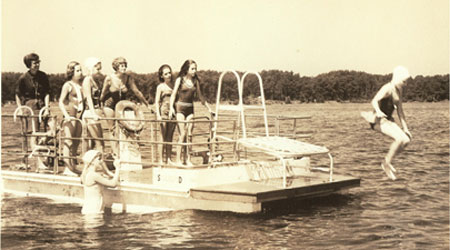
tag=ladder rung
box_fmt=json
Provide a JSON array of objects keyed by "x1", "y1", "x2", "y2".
[
  {"x1": 218, "y1": 105, "x2": 242, "y2": 111},
  {"x1": 218, "y1": 105, "x2": 265, "y2": 112},
  {"x1": 243, "y1": 105, "x2": 264, "y2": 110}
]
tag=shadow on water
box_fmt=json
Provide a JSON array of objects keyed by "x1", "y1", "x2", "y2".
[
  {"x1": 261, "y1": 193, "x2": 361, "y2": 217},
  {"x1": 191, "y1": 192, "x2": 361, "y2": 220}
]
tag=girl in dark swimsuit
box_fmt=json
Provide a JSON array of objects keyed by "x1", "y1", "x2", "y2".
[
  {"x1": 364, "y1": 66, "x2": 412, "y2": 180},
  {"x1": 169, "y1": 60, "x2": 211, "y2": 166},
  {"x1": 154, "y1": 64, "x2": 176, "y2": 165},
  {"x1": 99, "y1": 57, "x2": 150, "y2": 154}
]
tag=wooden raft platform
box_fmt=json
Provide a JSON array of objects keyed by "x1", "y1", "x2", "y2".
[
  {"x1": 238, "y1": 136, "x2": 330, "y2": 157},
  {"x1": 191, "y1": 173, "x2": 360, "y2": 204}
]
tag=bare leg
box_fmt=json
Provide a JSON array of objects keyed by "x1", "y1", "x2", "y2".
[
  {"x1": 165, "y1": 121, "x2": 176, "y2": 163},
  {"x1": 103, "y1": 107, "x2": 117, "y2": 155},
  {"x1": 185, "y1": 115, "x2": 194, "y2": 166},
  {"x1": 176, "y1": 113, "x2": 187, "y2": 165},
  {"x1": 379, "y1": 118, "x2": 410, "y2": 165},
  {"x1": 86, "y1": 123, "x2": 104, "y2": 152},
  {"x1": 159, "y1": 122, "x2": 166, "y2": 165},
  {"x1": 63, "y1": 121, "x2": 81, "y2": 175}
]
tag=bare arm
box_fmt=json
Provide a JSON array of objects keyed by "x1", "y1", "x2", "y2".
[
  {"x1": 58, "y1": 83, "x2": 71, "y2": 119},
  {"x1": 128, "y1": 77, "x2": 150, "y2": 107},
  {"x1": 395, "y1": 90, "x2": 410, "y2": 137},
  {"x1": 99, "y1": 76, "x2": 111, "y2": 105},
  {"x1": 154, "y1": 84, "x2": 162, "y2": 120},
  {"x1": 43, "y1": 94, "x2": 50, "y2": 115},
  {"x1": 15, "y1": 78, "x2": 24, "y2": 113},
  {"x1": 43, "y1": 75, "x2": 50, "y2": 115},
  {"x1": 15, "y1": 94, "x2": 22, "y2": 107},
  {"x1": 82, "y1": 77, "x2": 100, "y2": 122},
  {"x1": 101, "y1": 161, "x2": 114, "y2": 177},
  {"x1": 169, "y1": 78, "x2": 181, "y2": 118},
  {"x1": 196, "y1": 80, "x2": 210, "y2": 111},
  {"x1": 92, "y1": 163, "x2": 120, "y2": 188}
]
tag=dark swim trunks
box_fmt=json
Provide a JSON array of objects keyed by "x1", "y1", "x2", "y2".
[{"x1": 176, "y1": 102, "x2": 194, "y2": 117}]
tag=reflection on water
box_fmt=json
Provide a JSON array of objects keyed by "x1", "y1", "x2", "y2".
[{"x1": 2, "y1": 102, "x2": 449, "y2": 249}]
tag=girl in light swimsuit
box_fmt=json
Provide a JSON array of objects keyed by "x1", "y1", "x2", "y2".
[
  {"x1": 169, "y1": 60, "x2": 211, "y2": 166},
  {"x1": 154, "y1": 64, "x2": 176, "y2": 165},
  {"x1": 363, "y1": 66, "x2": 411, "y2": 180},
  {"x1": 82, "y1": 57, "x2": 104, "y2": 152},
  {"x1": 80, "y1": 150, "x2": 120, "y2": 214},
  {"x1": 99, "y1": 57, "x2": 150, "y2": 154},
  {"x1": 59, "y1": 61, "x2": 84, "y2": 175}
]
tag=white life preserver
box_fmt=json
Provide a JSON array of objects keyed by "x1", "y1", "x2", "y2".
[{"x1": 115, "y1": 100, "x2": 144, "y2": 133}]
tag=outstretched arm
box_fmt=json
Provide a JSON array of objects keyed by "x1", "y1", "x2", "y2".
[
  {"x1": 128, "y1": 77, "x2": 150, "y2": 107},
  {"x1": 196, "y1": 80, "x2": 211, "y2": 112}
]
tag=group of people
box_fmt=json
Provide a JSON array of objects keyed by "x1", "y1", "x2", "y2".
[
  {"x1": 16, "y1": 53, "x2": 212, "y2": 173},
  {"x1": 15, "y1": 52, "x2": 412, "y2": 214},
  {"x1": 15, "y1": 53, "x2": 214, "y2": 214}
]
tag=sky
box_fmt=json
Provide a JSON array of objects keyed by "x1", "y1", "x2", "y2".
[{"x1": 1, "y1": 0, "x2": 449, "y2": 77}]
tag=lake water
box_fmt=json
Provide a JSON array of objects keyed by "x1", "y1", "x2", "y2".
[{"x1": 2, "y1": 102, "x2": 449, "y2": 249}]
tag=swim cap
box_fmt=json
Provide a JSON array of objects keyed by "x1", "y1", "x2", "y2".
[
  {"x1": 84, "y1": 57, "x2": 101, "y2": 73},
  {"x1": 392, "y1": 66, "x2": 410, "y2": 84},
  {"x1": 82, "y1": 150, "x2": 101, "y2": 165}
]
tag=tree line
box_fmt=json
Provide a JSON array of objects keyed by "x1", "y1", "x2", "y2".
[{"x1": 2, "y1": 70, "x2": 448, "y2": 104}]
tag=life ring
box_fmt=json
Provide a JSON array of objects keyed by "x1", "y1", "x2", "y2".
[{"x1": 115, "y1": 100, "x2": 144, "y2": 133}]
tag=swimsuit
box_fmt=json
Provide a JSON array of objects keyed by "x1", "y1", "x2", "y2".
[
  {"x1": 63, "y1": 81, "x2": 84, "y2": 119},
  {"x1": 370, "y1": 95, "x2": 395, "y2": 130},
  {"x1": 159, "y1": 87, "x2": 173, "y2": 119},
  {"x1": 103, "y1": 75, "x2": 129, "y2": 110},
  {"x1": 379, "y1": 95, "x2": 395, "y2": 121},
  {"x1": 82, "y1": 181, "x2": 105, "y2": 214},
  {"x1": 82, "y1": 77, "x2": 102, "y2": 125},
  {"x1": 175, "y1": 78, "x2": 196, "y2": 117}
]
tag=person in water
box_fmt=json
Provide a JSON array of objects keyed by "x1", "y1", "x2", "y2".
[
  {"x1": 99, "y1": 57, "x2": 150, "y2": 154},
  {"x1": 15, "y1": 53, "x2": 50, "y2": 149},
  {"x1": 82, "y1": 57, "x2": 105, "y2": 152},
  {"x1": 169, "y1": 59, "x2": 211, "y2": 166},
  {"x1": 59, "y1": 61, "x2": 85, "y2": 175},
  {"x1": 362, "y1": 65, "x2": 411, "y2": 180},
  {"x1": 80, "y1": 150, "x2": 121, "y2": 214},
  {"x1": 154, "y1": 64, "x2": 176, "y2": 165}
]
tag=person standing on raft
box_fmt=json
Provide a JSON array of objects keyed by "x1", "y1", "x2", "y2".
[
  {"x1": 361, "y1": 66, "x2": 412, "y2": 181},
  {"x1": 154, "y1": 64, "x2": 176, "y2": 166}
]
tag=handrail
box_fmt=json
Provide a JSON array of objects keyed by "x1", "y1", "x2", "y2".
[
  {"x1": 214, "y1": 70, "x2": 241, "y2": 138},
  {"x1": 38, "y1": 106, "x2": 51, "y2": 124},
  {"x1": 13, "y1": 106, "x2": 36, "y2": 133},
  {"x1": 240, "y1": 71, "x2": 268, "y2": 138},
  {"x1": 3, "y1": 103, "x2": 318, "y2": 177}
]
